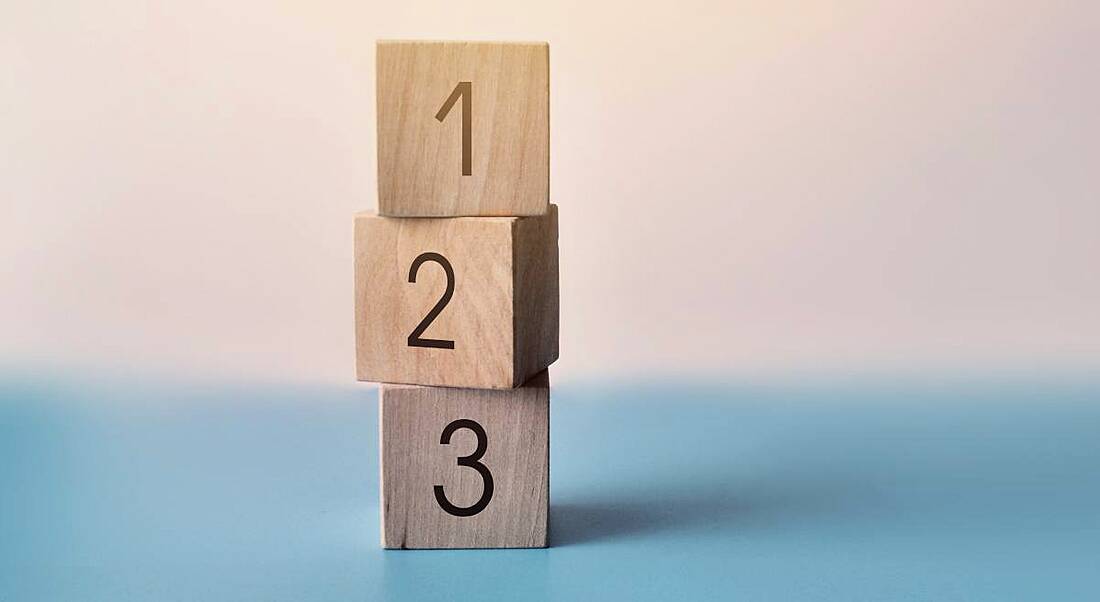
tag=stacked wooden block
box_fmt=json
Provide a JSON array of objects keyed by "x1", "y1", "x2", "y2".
[{"x1": 355, "y1": 41, "x2": 558, "y2": 549}]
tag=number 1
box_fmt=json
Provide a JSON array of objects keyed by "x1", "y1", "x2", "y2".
[{"x1": 435, "y1": 81, "x2": 472, "y2": 176}]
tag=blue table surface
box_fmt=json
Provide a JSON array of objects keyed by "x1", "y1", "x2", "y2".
[{"x1": 2, "y1": 374, "x2": 1099, "y2": 601}]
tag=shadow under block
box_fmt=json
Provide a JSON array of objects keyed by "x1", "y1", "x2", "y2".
[
  {"x1": 376, "y1": 40, "x2": 549, "y2": 217},
  {"x1": 355, "y1": 205, "x2": 558, "y2": 389},
  {"x1": 380, "y1": 371, "x2": 550, "y2": 549}
]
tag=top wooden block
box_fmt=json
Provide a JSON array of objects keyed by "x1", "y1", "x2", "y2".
[{"x1": 376, "y1": 40, "x2": 549, "y2": 217}]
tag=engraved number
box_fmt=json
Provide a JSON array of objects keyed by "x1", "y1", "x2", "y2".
[
  {"x1": 435, "y1": 81, "x2": 472, "y2": 176},
  {"x1": 407, "y1": 252, "x2": 455, "y2": 349},
  {"x1": 434, "y1": 419, "x2": 494, "y2": 517}
]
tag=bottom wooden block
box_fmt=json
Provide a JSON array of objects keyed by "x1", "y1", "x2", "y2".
[{"x1": 379, "y1": 371, "x2": 550, "y2": 549}]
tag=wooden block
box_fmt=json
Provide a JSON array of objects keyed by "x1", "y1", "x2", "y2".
[
  {"x1": 355, "y1": 205, "x2": 558, "y2": 389},
  {"x1": 376, "y1": 40, "x2": 549, "y2": 217},
  {"x1": 380, "y1": 371, "x2": 550, "y2": 549}
]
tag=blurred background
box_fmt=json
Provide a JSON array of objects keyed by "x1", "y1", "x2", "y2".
[{"x1": 3, "y1": 0, "x2": 1098, "y2": 385}]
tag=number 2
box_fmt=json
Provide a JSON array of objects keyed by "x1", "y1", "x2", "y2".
[
  {"x1": 435, "y1": 81, "x2": 472, "y2": 176},
  {"x1": 434, "y1": 419, "x2": 494, "y2": 517},
  {"x1": 407, "y1": 252, "x2": 455, "y2": 349}
]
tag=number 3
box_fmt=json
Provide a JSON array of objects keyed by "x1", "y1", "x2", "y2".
[{"x1": 434, "y1": 419, "x2": 493, "y2": 517}]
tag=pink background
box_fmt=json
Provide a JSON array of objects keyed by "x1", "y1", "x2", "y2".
[{"x1": 3, "y1": 1, "x2": 1098, "y2": 385}]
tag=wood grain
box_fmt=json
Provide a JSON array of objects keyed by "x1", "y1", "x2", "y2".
[
  {"x1": 376, "y1": 40, "x2": 549, "y2": 217},
  {"x1": 380, "y1": 371, "x2": 550, "y2": 549},
  {"x1": 355, "y1": 205, "x2": 558, "y2": 389}
]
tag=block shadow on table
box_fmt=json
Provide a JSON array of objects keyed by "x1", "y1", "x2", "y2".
[
  {"x1": 546, "y1": 383, "x2": 892, "y2": 547},
  {"x1": 550, "y1": 478, "x2": 870, "y2": 546}
]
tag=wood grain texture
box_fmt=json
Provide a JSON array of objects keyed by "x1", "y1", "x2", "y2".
[
  {"x1": 376, "y1": 40, "x2": 549, "y2": 217},
  {"x1": 513, "y1": 203, "x2": 559, "y2": 380},
  {"x1": 355, "y1": 205, "x2": 558, "y2": 389},
  {"x1": 380, "y1": 371, "x2": 550, "y2": 549}
]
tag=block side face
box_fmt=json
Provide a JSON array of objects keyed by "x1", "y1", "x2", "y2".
[
  {"x1": 377, "y1": 388, "x2": 390, "y2": 548},
  {"x1": 356, "y1": 216, "x2": 515, "y2": 388},
  {"x1": 379, "y1": 379, "x2": 550, "y2": 549},
  {"x1": 512, "y1": 204, "x2": 560, "y2": 386},
  {"x1": 376, "y1": 41, "x2": 548, "y2": 217}
]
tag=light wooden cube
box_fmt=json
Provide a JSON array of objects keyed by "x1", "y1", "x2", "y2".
[
  {"x1": 376, "y1": 40, "x2": 549, "y2": 217},
  {"x1": 355, "y1": 205, "x2": 558, "y2": 389},
  {"x1": 380, "y1": 371, "x2": 550, "y2": 549}
]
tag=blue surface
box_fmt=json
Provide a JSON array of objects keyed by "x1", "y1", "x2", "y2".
[{"x1": 2, "y1": 374, "x2": 1099, "y2": 600}]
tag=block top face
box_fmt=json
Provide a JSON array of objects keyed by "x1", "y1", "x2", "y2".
[{"x1": 376, "y1": 40, "x2": 549, "y2": 217}]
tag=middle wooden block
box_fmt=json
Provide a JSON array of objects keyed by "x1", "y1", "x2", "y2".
[{"x1": 355, "y1": 204, "x2": 558, "y2": 389}]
